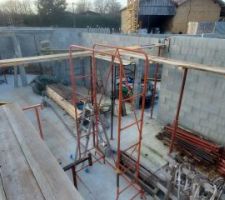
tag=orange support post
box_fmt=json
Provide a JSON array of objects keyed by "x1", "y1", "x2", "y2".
[
  {"x1": 23, "y1": 104, "x2": 44, "y2": 140},
  {"x1": 169, "y1": 68, "x2": 188, "y2": 153}
]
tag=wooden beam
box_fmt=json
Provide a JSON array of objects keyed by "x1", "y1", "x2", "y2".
[
  {"x1": 0, "y1": 103, "x2": 83, "y2": 200},
  {"x1": 121, "y1": 52, "x2": 225, "y2": 76},
  {"x1": 46, "y1": 84, "x2": 133, "y2": 119},
  {"x1": 46, "y1": 85, "x2": 82, "y2": 119},
  {"x1": 0, "y1": 50, "x2": 131, "y2": 68},
  {"x1": 0, "y1": 106, "x2": 46, "y2": 200},
  {"x1": 0, "y1": 44, "x2": 224, "y2": 75},
  {"x1": 151, "y1": 55, "x2": 225, "y2": 75},
  {"x1": 0, "y1": 51, "x2": 92, "y2": 68}
]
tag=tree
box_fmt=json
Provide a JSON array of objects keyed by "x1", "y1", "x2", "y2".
[
  {"x1": 76, "y1": 0, "x2": 91, "y2": 14},
  {"x1": 107, "y1": 0, "x2": 121, "y2": 15},
  {"x1": 37, "y1": 0, "x2": 67, "y2": 25},
  {"x1": 0, "y1": 0, "x2": 34, "y2": 25},
  {"x1": 93, "y1": 0, "x2": 121, "y2": 15},
  {"x1": 94, "y1": 0, "x2": 108, "y2": 14}
]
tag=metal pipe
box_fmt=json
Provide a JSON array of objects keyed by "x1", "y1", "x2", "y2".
[
  {"x1": 72, "y1": 166, "x2": 77, "y2": 188},
  {"x1": 150, "y1": 46, "x2": 161, "y2": 119},
  {"x1": 97, "y1": 55, "x2": 115, "y2": 107},
  {"x1": 92, "y1": 51, "x2": 100, "y2": 149},
  {"x1": 169, "y1": 68, "x2": 188, "y2": 153},
  {"x1": 111, "y1": 57, "x2": 115, "y2": 140},
  {"x1": 112, "y1": 46, "x2": 149, "y2": 199},
  {"x1": 120, "y1": 120, "x2": 142, "y2": 131},
  {"x1": 22, "y1": 103, "x2": 43, "y2": 111},
  {"x1": 116, "y1": 48, "x2": 123, "y2": 172},
  {"x1": 23, "y1": 104, "x2": 44, "y2": 140},
  {"x1": 90, "y1": 44, "x2": 152, "y2": 199},
  {"x1": 69, "y1": 45, "x2": 82, "y2": 160},
  {"x1": 34, "y1": 107, "x2": 44, "y2": 140}
]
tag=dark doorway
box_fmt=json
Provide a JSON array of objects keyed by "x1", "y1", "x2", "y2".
[{"x1": 139, "y1": 15, "x2": 173, "y2": 33}]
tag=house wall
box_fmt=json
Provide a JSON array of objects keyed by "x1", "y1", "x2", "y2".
[
  {"x1": 139, "y1": 0, "x2": 176, "y2": 16},
  {"x1": 121, "y1": 9, "x2": 129, "y2": 33},
  {"x1": 169, "y1": 0, "x2": 221, "y2": 33}
]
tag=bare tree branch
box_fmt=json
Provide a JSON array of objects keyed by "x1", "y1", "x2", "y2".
[
  {"x1": 76, "y1": 0, "x2": 92, "y2": 14},
  {"x1": 93, "y1": 0, "x2": 121, "y2": 15}
]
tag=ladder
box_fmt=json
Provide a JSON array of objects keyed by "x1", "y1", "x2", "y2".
[{"x1": 75, "y1": 101, "x2": 112, "y2": 161}]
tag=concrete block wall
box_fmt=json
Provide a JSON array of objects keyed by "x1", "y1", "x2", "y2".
[
  {"x1": 81, "y1": 33, "x2": 225, "y2": 145},
  {"x1": 0, "y1": 28, "x2": 85, "y2": 83},
  {"x1": 81, "y1": 32, "x2": 163, "y2": 55},
  {"x1": 158, "y1": 36, "x2": 225, "y2": 145},
  {"x1": 0, "y1": 28, "x2": 84, "y2": 57},
  {"x1": 0, "y1": 36, "x2": 15, "y2": 59},
  {"x1": 1, "y1": 28, "x2": 225, "y2": 144},
  {"x1": 81, "y1": 32, "x2": 165, "y2": 82}
]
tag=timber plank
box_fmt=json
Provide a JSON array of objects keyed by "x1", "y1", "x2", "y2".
[
  {"x1": 0, "y1": 104, "x2": 83, "y2": 200},
  {"x1": 46, "y1": 84, "x2": 133, "y2": 118},
  {"x1": 121, "y1": 52, "x2": 225, "y2": 76},
  {"x1": 0, "y1": 51, "x2": 91, "y2": 68},
  {"x1": 0, "y1": 50, "x2": 130, "y2": 68},
  {"x1": 46, "y1": 85, "x2": 81, "y2": 119},
  {"x1": 0, "y1": 108, "x2": 45, "y2": 200},
  {"x1": 0, "y1": 44, "x2": 225, "y2": 75}
]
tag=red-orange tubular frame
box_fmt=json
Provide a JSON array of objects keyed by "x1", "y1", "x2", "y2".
[
  {"x1": 69, "y1": 43, "x2": 150, "y2": 199},
  {"x1": 115, "y1": 47, "x2": 149, "y2": 200},
  {"x1": 150, "y1": 46, "x2": 162, "y2": 119},
  {"x1": 23, "y1": 103, "x2": 44, "y2": 140},
  {"x1": 69, "y1": 45, "x2": 115, "y2": 163},
  {"x1": 93, "y1": 44, "x2": 149, "y2": 200}
]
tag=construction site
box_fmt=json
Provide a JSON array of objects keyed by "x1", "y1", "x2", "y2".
[{"x1": 0, "y1": 1, "x2": 225, "y2": 200}]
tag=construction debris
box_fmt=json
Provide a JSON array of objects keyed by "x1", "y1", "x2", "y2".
[
  {"x1": 32, "y1": 75, "x2": 58, "y2": 95},
  {"x1": 1, "y1": 36, "x2": 225, "y2": 200},
  {"x1": 156, "y1": 124, "x2": 225, "y2": 180},
  {"x1": 120, "y1": 152, "x2": 225, "y2": 200}
]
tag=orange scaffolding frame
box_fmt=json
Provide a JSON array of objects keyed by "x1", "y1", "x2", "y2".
[
  {"x1": 69, "y1": 45, "x2": 118, "y2": 169},
  {"x1": 68, "y1": 43, "x2": 151, "y2": 199},
  {"x1": 115, "y1": 47, "x2": 149, "y2": 200}
]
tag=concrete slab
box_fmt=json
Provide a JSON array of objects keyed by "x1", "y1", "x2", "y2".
[{"x1": 0, "y1": 76, "x2": 167, "y2": 200}]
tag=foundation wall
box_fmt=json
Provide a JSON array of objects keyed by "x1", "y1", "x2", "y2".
[
  {"x1": 0, "y1": 27, "x2": 83, "y2": 57},
  {"x1": 159, "y1": 36, "x2": 225, "y2": 144},
  {"x1": 0, "y1": 28, "x2": 225, "y2": 144},
  {"x1": 81, "y1": 32, "x2": 225, "y2": 144}
]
